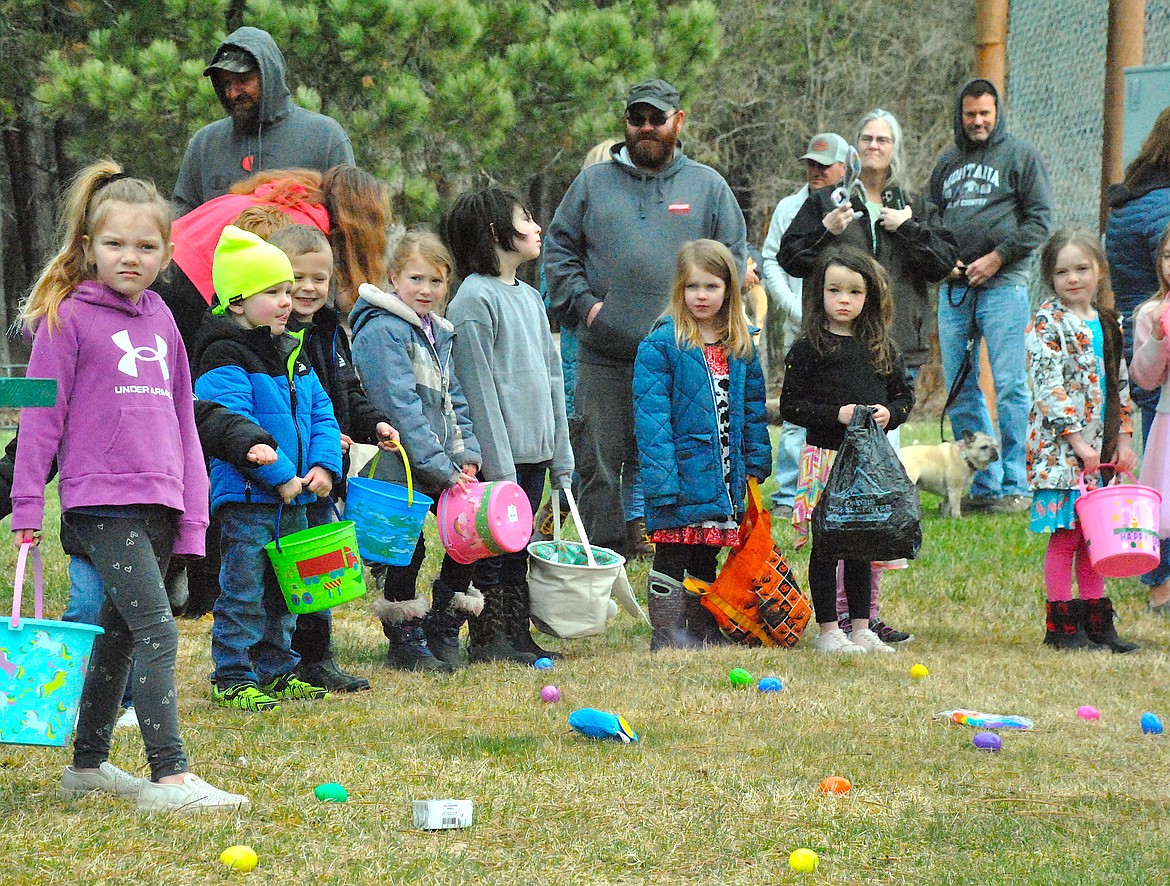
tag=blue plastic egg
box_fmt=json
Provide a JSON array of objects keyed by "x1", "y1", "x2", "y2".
[
  {"x1": 533, "y1": 657, "x2": 554, "y2": 670},
  {"x1": 1141, "y1": 712, "x2": 1163, "y2": 735},
  {"x1": 757, "y1": 677, "x2": 783, "y2": 693}
]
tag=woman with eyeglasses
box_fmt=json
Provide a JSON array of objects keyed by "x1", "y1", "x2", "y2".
[
  {"x1": 780, "y1": 109, "x2": 958, "y2": 381},
  {"x1": 777, "y1": 108, "x2": 958, "y2": 646}
]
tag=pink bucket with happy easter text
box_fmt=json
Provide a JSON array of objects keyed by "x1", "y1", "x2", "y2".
[
  {"x1": 1075, "y1": 467, "x2": 1162, "y2": 578},
  {"x1": 437, "y1": 481, "x2": 533, "y2": 564}
]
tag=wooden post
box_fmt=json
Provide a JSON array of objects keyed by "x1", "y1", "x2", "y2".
[
  {"x1": 1100, "y1": 0, "x2": 1146, "y2": 233},
  {"x1": 973, "y1": 0, "x2": 1010, "y2": 424}
]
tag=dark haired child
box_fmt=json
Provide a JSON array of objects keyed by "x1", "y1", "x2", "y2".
[
  {"x1": 779, "y1": 246, "x2": 913, "y2": 655},
  {"x1": 442, "y1": 188, "x2": 574, "y2": 663}
]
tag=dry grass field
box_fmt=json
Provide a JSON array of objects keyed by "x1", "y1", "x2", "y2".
[{"x1": 2, "y1": 426, "x2": 1170, "y2": 884}]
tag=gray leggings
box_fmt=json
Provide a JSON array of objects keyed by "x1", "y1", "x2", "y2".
[{"x1": 65, "y1": 509, "x2": 187, "y2": 781}]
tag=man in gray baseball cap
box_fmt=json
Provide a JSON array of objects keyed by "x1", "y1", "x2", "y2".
[{"x1": 544, "y1": 75, "x2": 752, "y2": 649}]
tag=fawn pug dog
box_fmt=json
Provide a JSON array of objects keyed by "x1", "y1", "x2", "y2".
[{"x1": 899, "y1": 430, "x2": 1000, "y2": 517}]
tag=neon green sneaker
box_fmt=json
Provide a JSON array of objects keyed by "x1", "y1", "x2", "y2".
[
  {"x1": 260, "y1": 673, "x2": 330, "y2": 701},
  {"x1": 212, "y1": 682, "x2": 282, "y2": 712}
]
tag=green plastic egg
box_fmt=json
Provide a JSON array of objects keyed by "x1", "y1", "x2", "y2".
[
  {"x1": 314, "y1": 782, "x2": 349, "y2": 803},
  {"x1": 728, "y1": 668, "x2": 754, "y2": 688}
]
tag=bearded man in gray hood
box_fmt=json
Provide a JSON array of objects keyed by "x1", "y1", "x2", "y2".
[{"x1": 173, "y1": 27, "x2": 354, "y2": 216}]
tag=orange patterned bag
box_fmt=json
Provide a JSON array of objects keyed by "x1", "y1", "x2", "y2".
[{"x1": 683, "y1": 479, "x2": 811, "y2": 647}]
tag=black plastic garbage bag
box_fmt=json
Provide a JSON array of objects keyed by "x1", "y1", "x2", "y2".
[{"x1": 812, "y1": 407, "x2": 921, "y2": 561}]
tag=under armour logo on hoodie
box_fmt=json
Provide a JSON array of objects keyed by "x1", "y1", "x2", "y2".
[{"x1": 112, "y1": 330, "x2": 170, "y2": 381}]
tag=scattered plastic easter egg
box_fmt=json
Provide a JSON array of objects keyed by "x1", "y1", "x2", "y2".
[
  {"x1": 910, "y1": 664, "x2": 929, "y2": 679},
  {"x1": 220, "y1": 845, "x2": 258, "y2": 872},
  {"x1": 314, "y1": 782, "x2": 348, "y2": 803},
  {"x1": 973, "y1": 732, "x2": 1002, "y2": 751},
  {"x1": 533, "y1": 657, "x2": 554, "y2": 670},
  {"x1": 728, "y1": 667, "x2": 754, "y2": 688},
  {"x1": 757, "y1": 676, "x2": 783, "y2": 693},
  {"x1": 568, "y1": 707, "x2": 638, "y2": 742},
  {"x1": 540, "y1": 685, "x2": 561, "y2": 703},
  {"x1": 1141, "y1": 712, "x2": 1163, "y2": 735},
  {"x1": 788, "y1": 848, "x2": 819, "y2": 873},
  {"x1": 1076, "y1": 705, "x2": 1100, "y2": 721},
  {"x1": 819, "y1": 775, "x2": 851, "y2": 795}
]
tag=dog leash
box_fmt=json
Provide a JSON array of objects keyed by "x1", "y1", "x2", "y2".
[{"x1": 939, "y1": 282, "x2": 980, "y2": 443}]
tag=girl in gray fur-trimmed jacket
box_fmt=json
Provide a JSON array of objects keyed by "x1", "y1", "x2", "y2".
[{"x1": 350, "y1": 232, "x2": 483, "y2": 671}]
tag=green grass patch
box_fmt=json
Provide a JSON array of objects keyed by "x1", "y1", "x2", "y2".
[{"x1": 2, "y1": 424, "x2": 1170, "y2": 883}]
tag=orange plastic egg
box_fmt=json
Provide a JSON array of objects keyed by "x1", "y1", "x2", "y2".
[{"x1": 819, "y1": 775, "x2": 852, "y2": 795}]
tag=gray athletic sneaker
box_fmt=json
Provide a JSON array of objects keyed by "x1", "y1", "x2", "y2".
[
  {"x1": 136, "y1": 773, "x2": 251, "y2": 815},
  {"x1": 60, "y1": 762, "x2": 144, "y2": 800}
]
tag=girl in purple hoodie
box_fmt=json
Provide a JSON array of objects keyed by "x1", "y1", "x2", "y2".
[{"x1": 10, "y1": 161, "x2": 249, "y2": 814}]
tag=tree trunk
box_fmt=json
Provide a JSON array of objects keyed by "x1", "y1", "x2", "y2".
[{"x1": 3, "y1": 94, "x2": 60, "y2": 317}]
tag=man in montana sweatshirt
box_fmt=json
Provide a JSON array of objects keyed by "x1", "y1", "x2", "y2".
[
  {"x1": 544, "y1": 78, "x2": 747, "y2": 558},
  {"x1": 930, "y1": 78, "x2": 1053, "y2": 515},
  {"x1": 173, "y1": 27, "x2": 354, "y2": 216}
]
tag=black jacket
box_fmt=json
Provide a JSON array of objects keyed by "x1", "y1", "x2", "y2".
[
  {"x1": 290, "y1": 306, "x2": 388, "y2": 493},
  {"x1": 778, "y1": 186, "x2": 957, "y2": 368}
]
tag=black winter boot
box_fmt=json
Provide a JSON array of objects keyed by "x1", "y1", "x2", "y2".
[
  {"x1": 503, "y1": 583, "x2": 562, "y2": 660},
  {"x1": 467, "y1": 586, "x2": 538, "y2": 665},
  {"x1": 423, "y1": 581, "x2": 482, "y2": 669},
  {"x1": 375, "y1": 597, "x2": 453, "y2": 672},
  {"x1": 648, "y1": 571, "x2": 703, "y2": 651},
  {"x1": 1083, "y1": 597, "x2": 1140, "y2": 654},
  {"x1": 1043, "y1": 599, "x2": 1107, "y2": 651},
  {"x1": 684, "y1": 588, "x2": 730, "y2": 646}
]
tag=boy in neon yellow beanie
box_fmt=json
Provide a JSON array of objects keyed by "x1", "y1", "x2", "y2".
[{"x1": 193, "y1": 226, "x2": 344, "y2": 712}]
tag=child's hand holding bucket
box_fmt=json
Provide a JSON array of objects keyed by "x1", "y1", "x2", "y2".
[{"x1": 375, "y1": 422, "x2": 401, "y2": 451}]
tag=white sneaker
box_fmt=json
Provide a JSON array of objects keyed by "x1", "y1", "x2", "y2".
[
  {"x1": 852, "y1": 627, "x2": 897, "y2": 653},
  {"x1": 136, "y1": 773, "x2": 251, "y2": 815},
  {"x1": 812, "y1": 627, "x2": 867, "y2": 654},
  {"x1": 115, "y1": 707, "x2": 139, "y2": 730},
  {"x1": 60, "y1": 762, "x2": 144, "y2": 800}
]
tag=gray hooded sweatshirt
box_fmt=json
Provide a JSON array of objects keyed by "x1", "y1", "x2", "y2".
[
  {"x1": 544, "y1": 142, "x2": 747, "y2": 366},
  {"x1": 928, "y1": 78, "x2": 1053, "y2": 286},
  {"x1": 173, "y1": 27, "x2": 354, "y2": 216}
]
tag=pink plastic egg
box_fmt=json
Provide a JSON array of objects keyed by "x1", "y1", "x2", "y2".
[
  {"x1": 1077, "y1": 705, "x2": 1100, "y2": 721},
  {"x1": 540, "y1": 685, "x2": 561, "y2": 703}
]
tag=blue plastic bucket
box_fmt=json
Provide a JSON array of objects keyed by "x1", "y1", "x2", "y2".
[
  {"x1": 346, "y1": 447, "x2": 433, "y2": 565},
  {"x1": 1, "y1": 545, "x2": 103, "y2": 747}
]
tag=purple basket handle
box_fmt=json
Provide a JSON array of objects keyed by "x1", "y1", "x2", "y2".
[
  {"x1": 10, "y1": 541, "x2": 44, "y2": 629},
  {"x1": 1076, "y1": 463, "x2": 1138, "y2": 495}
]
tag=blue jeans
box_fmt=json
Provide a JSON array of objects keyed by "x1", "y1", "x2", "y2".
[
  {"x1": 1115, "y1": 286, "x2": 1160, "y2": 444},
  {"x1": 63, "y1": 556, "x2": 133, "y2": 709},
  {"x1": 938, "y1": 282, "x2": 1030, "y2": 498},
  {"x1": 770, "y1": 421, "x2": 806, "y2": 510},
  {"x1": 621, "y1": 462, "x2": 644, "y2": 522},
  {"x1": 212, "y1": 503, "x2": 306, "y2": 686},
  {"x1": 62, "y1": 556, "x2": 104, "y2": 624}
]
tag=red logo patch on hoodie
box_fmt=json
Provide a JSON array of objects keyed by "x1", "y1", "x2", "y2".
[
  {"x1": 242, "y1": 154, "x2": 255, "y2": 173},
  {"x1": 668, "y1": 203, "x2": 691, "y2": 214}
]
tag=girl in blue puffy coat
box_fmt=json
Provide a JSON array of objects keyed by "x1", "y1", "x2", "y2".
[{"x1": 633, "y1": 239, "x2": 772, "y2": 650}]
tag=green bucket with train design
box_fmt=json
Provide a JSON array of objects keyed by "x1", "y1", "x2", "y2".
[{"x1": 265, "y1": 501, "x2": 366, "y2": 614}]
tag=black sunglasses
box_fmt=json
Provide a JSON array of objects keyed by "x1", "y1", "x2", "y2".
[{"x1": 625, "y1": 109, "x2": 676, "y2": 128}]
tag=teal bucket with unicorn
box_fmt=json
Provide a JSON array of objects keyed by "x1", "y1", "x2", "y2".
[{"x1": 1, "y1": 544, "x2": 103, "y2": 747}]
